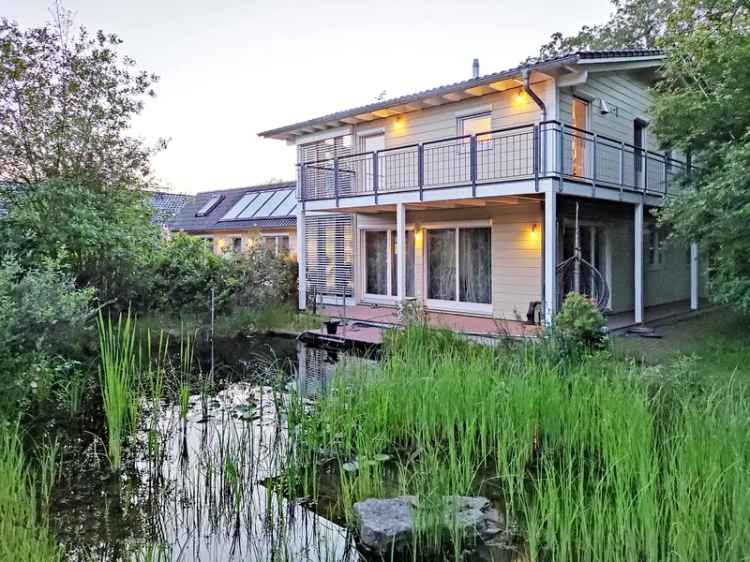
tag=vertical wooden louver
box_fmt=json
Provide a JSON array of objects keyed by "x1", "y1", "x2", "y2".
[
  {"x1": 304, "y1": 214, "x2": 353, "y2": 298},
  {"x1": 298, "y1": 135, "x2": 354, "y2": 200}
]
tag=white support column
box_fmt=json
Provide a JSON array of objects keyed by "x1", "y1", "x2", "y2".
[
  {"x1": 634, "y1": 203, "x2": 644, "y2": 324},
  {"x1": 543, "y1": 189, "x2": 557, "y2": 324},
  {"x1": 396, "y1": 203, "x2": 406, "y2": 303},
  {"x1": 297, "y1": 207, "x2": 307, "y2": 310},
  {"x1": 690, "y1": 242, "x2": 699, "y2": 310}
]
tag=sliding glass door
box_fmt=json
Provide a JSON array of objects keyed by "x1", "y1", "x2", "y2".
[
  {"x1": 427, "y1": 226, "x2": 491, "y2": 311},
  {"x1": 363, "y1": 229, "x2": 415, "y2": 299}
]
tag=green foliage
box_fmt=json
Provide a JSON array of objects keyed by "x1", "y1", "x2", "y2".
[
  {"x1": 148, "y1": 232, "x2": 233, "y2": 314},
  {"x1": 149, "y1": 233, "x2": 297, "y2": 316},
  {"x1": 547, "y1": 292, "x2": 607, "y2": 355},
  {"x1": 534, "y1": 0, "x2": 675, "y2": 59},
  {"x1": 653, "y1": 1, "x2": 750, "y2": 312},
  {"x1": 228, "y1": 238, "x2": 298, "y2": 311},
  {"x1": 98, "y1": 311, "x2": 139, "y2": 472},
  {"x1": 291, "y1": 326, "x2": 750, "y2": 561},
  {"x1": 0, "y1": 256, "x2": 95, "y2": 417},
  {"x1": 0, "y1": 10, "x2": 162, "y2": 186},
  {"x1": 0, "y1": 178, "x2": 161, "y2": 305},
  {"x1": 0, "y1": 424, "x2": 62, "y2": 562}
]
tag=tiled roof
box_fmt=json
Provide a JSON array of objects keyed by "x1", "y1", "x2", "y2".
[
  {"x1": 258, "y1": 49, "x2": 664, "y2": 140},
  {"x1": 169, "y1": 181, "x2": 297, "y2": 233},
  {"x1": 148, "y1": 191, "x2": 193, "y2": 226}
]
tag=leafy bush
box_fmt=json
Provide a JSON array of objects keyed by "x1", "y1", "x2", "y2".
[
  {"x1": 148, "y1": 233, "x2": 234, "y2": 314},
  {"x1": 229, "y1": 237, "x2": 298, "y2": 310},
  {"x1": 545, "y1": 292, "x2": 607, "y2": 358},
  {"x1": 0, "y1": 179, "x2": 160, "y2": 306},
  {"x1": 0, "y1": 256, "x2": 96, "y2": 417}
]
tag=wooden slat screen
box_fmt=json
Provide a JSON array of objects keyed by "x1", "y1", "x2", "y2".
[{"x1": 304, "y1": 214, "x2": 353, "y2": 298}]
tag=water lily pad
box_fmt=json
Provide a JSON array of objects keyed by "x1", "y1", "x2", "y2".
[{"x1": 342, "y1": 461, "x2": 359, "y2": 472}]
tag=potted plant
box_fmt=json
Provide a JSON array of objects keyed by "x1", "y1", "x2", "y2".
[{"x1": 324, "y1": 319, "x2": 341, "y2": 335}]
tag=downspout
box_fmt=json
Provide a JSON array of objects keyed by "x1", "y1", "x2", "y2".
[
  {"x1": 523, "y1": 68, "x2": 548, "y2": 324},
  {"x1": 522, "y1": 68, "x2": 546, "y2": 122}
]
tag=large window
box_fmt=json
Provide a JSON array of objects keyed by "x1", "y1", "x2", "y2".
[
  {"x1": 427, "y1": 226, "x2": 491, "y2": 307},
  {"x1": 363, "y1": 229, "x2": 415, "y2": 298}
]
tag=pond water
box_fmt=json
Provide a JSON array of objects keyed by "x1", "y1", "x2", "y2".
[{"x1": 47, "y1": 335, "x2": 371, "y2": 562}]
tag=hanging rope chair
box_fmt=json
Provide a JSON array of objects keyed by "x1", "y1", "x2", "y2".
[{"x1": 556, "y1": 203, "x2": 610, "y2": 312}]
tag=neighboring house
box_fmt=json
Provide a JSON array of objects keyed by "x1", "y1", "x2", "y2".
[
  {"x1": 148, "y1": 191, "x2": 193, "y2": 229},
  {"x1": 169, "y1": 181, "x2": 297, "y2": 256},
  {"x1": 259, "y1": 49, "x2": 701, "y2": 326}
]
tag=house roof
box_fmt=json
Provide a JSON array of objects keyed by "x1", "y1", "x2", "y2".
[
  {"x1": 258, "y1": 49, "x2": 664, "y2": 141},
  {"x1": 169, "y1": 181, "x2": 297, "y2": 233},
  {"x1": 148, "y1": 191, "x2": 193, "y2": 226}
]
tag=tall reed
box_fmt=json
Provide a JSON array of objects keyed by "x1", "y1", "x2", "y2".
[
  {"x1": 0, "y1": 424, "x2": 62, "y2": 562},
  {"x1": 98, "y1": 310, "x2": 139, "y2": 472},
  {"x1": 289, "y1": 325, "x2": 750, "y2": 561}
]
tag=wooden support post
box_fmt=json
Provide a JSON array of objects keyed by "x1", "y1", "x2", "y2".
[
  {"x1": 297, "y1": 206, "x2": 307, "y2": 310},
  {"x1": 396, "y1": 203, "x2": 406, "y2": 303},
  {"x1": 544, "y1": 189, "x2": 557, "y2": 324},
  {"x1": 634, "y1": 202, "x2": 644, "y2": 324},
  {"x1": 690, "y1": 242, "x2": 699, "y2": 310}
]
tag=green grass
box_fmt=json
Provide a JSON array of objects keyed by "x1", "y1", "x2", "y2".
[
  {"x1": 98, "y1": 311, "x2": 139, "y2": 472},
  {"x1": 290, "y1": 324, "x2": 750, "y2": 561},
  {"x1": 139, "y1": 303, "x2": 325, "y2": 338},
  {"x1": 0, "y1": 424, "x2": 62, "y2": 562},
  {"x1": 614, "y1": 307, "x2": 750, "y2": 382}
]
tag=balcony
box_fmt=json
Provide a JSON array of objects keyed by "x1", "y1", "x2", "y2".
[{"x1": 298, "y1": 121, "x2": 689, "y2": 205}]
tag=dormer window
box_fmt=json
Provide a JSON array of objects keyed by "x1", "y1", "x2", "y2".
[{"x1": 195, "y1": 195, "x2": 224, "y2": 217}]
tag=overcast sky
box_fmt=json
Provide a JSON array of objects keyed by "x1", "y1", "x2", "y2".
[{"x1": 6, "y1": 0, "x2": 613, "y2": 193}]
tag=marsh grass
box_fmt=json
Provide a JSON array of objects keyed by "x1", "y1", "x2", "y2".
[
  {"x1": 98, "y1": 311, "x2": 140, "y2": 472},
  {"x1": 0, "y1": 424, "x2": 62, "y2": 562},
  {"x1": 289, "y1": 325, "x2": 750, "y2": 561}
]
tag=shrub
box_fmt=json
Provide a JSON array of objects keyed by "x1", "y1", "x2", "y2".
[
  {"x1": 546, "y1": 292, "x2": 607, "y2": 358},
  {"x1": 229, "y1": 237, "x2": 298, "y2": 310},
  {"x1": 0, "y1": 256, "x2": 96, "y2": 417},
  {"x1": 148, "y1": 233, "x2": 235, "y2": 314}
]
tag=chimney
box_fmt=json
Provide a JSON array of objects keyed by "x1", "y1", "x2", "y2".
[{"x1": 472, "y1": 58, "x2": 480, "y2": 79}]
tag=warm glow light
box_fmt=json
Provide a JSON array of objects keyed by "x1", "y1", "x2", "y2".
[
  {"x1": 530, "y1": 224, "x2": 539, "y2": 241},
  {"x1": 414, "y1": 228, "x2": 423, "y2": 248},
  {"x1": 393, "y1": 116, "x2": 404, "y2": 131},
  {"x1": 514, "y1": 89, "x2": 528, "y2": 106}
]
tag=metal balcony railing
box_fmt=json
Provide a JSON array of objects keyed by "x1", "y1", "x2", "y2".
[{"x1": 297, "y1": 121, "x2": 689, "y2": 203}]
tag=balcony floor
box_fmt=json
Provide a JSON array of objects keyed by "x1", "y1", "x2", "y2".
[{"x1": 316, "y1": 300, "x2": 702, "y2": 344}]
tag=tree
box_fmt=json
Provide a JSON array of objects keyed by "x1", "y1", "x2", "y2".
[
  {"x1": 653, "y1": 0, "x2": 750, "y2": 312},
  {"x1": 0, "y1": 6, "x2": 163, "y2": 187},
  {"x1": 0, "y1": 178, "x2": 161, "y2": 305},
  {"x1": 535, "y1": 0, "x2": 676, "y2": 59}
]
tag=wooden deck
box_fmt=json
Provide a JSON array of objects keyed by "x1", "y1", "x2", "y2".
[{"x1": 311, "y1": 300, "x2": 702, "y2": 345}]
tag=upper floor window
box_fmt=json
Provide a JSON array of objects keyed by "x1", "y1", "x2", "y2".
[{"x1": 458, "y1": 113, "x2": 492, "y2": 141}]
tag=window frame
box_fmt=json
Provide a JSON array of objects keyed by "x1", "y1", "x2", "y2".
[
  {"x1": 423, "y1": 220, "x2": 493, "y2": 314},
  {"x1": 359, "y1": 226, "x2": 416, "y2": 303},
  {"x1": 457, "y1": 112, "x2": 493, "y2": 153}
]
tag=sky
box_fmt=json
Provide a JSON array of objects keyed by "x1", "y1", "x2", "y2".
[{"x1": 6, "y1": 0, "x2": 614, "y2": 194}]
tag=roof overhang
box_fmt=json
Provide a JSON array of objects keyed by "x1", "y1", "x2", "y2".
[{"x1": 258, "y1": 51, "x2": 664, "y2": 143}]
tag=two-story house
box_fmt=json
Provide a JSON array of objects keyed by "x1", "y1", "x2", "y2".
[{"x1": 259, "y1": 49, "x2": 700, "y2": 329}]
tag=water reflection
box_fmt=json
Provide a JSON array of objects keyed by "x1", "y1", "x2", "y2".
[{"x1": 50, "y1": 336, "x2": 370, "y2": 562}]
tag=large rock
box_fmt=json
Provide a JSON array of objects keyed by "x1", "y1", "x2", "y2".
[
  {"x1": 353, "y1": 495, "x2": 503, "y2": 556},
  {"x1": 353, "y1": 496, "x2": 418, "y2": 555}
]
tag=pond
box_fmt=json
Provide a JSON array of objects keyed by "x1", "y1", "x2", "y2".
[{"x1": 47, "y1": 334, "x2": 373, "y2": 562}]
